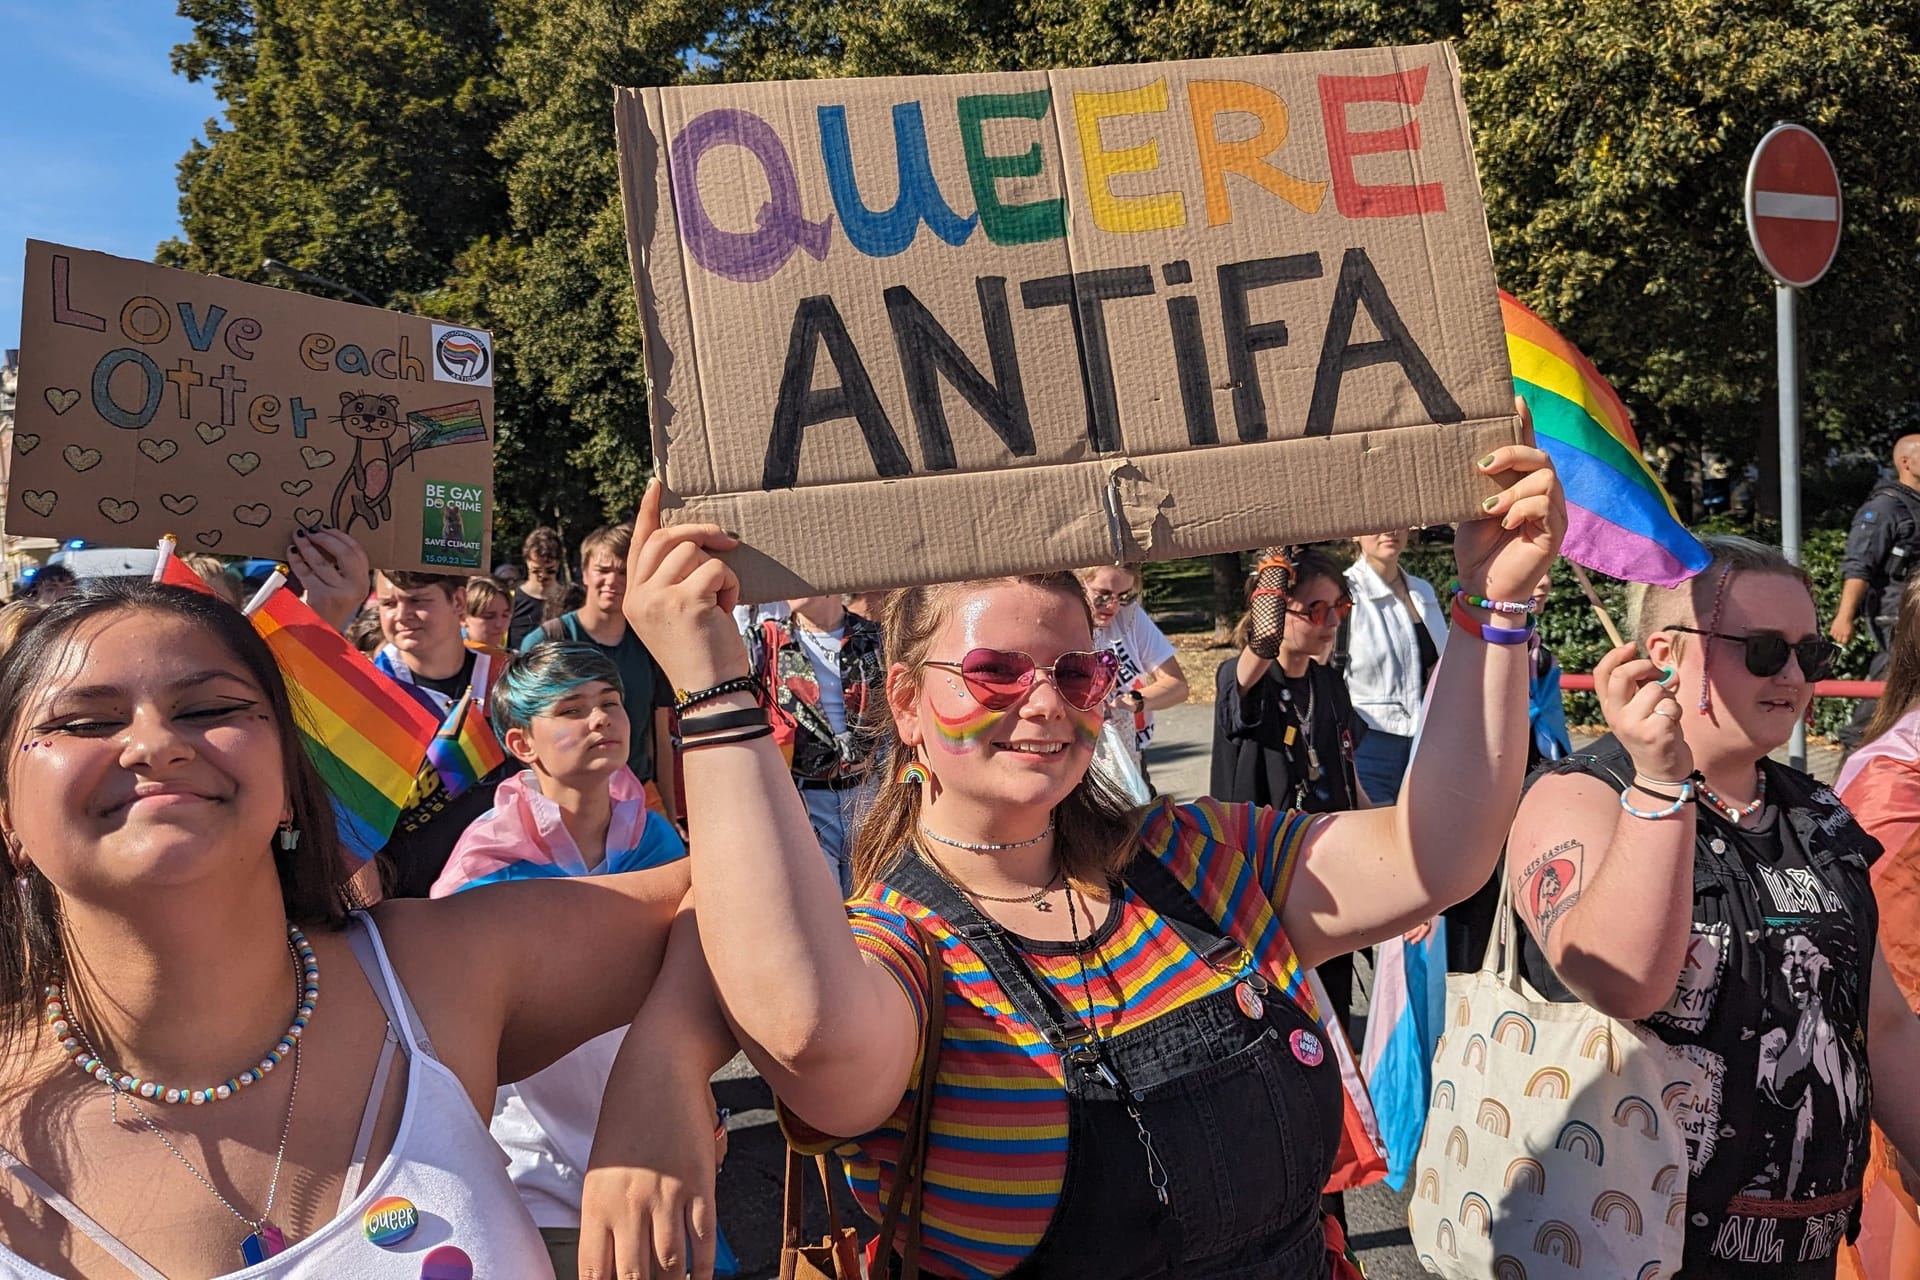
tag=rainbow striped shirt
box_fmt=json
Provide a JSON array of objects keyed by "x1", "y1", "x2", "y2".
[{"x1": 814, "y1": 799, "x2": 1317, "y2": 1279}]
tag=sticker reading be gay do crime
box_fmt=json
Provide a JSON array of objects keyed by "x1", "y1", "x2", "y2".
[
  {"x1": 11, "y1": 242, "x2": 495, "y2": 573},
  {"x1": 616, "y1": 43, "x2": 1523, "y2": 601}
]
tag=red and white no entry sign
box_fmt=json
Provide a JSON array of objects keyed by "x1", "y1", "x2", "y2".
[{"x1": 1745, "y1": 123, "x2": 1842, "y2": 288}]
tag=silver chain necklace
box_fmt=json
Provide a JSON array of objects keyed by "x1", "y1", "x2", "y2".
[
  {"x1": 919, "y1": 845, "x2": 1064, "y2": 911},
  {"x1": 68, "y1": 945, "x2": 305, "y2": 1264},
  {"x1": 918, "y1": 821, "x2": 1053, "y2": 853}
]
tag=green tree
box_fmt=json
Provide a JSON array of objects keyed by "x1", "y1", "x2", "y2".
[{"x1": 1465, "y1": 0, "x2": 1920, "y2": 484}]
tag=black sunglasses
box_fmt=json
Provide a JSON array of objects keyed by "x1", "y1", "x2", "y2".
[{"x1": 1667, "y1": 626, "x2": 1835, "y2": 681}]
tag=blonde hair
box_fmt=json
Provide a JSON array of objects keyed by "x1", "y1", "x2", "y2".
[
  {"x1": 1626, "y1": 535, "x2": 1813, "y2": 656},
  {"x1": 182, "y1": 554, "x2": 242, "y2": 607},
  {"x1": 1073, "y1": 563, "x2": 1143, "y2": 589},
  {"x1": 850, "y1": 575, "x2": 1144, "y2": 894}
]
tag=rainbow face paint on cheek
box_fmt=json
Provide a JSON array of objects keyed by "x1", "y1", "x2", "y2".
[
  {"x1": 1070, "y1": 707, "x2": 1102, "y2": 747},
  {"x1": 927, "y1": 701, "x2": 1006, "y2": 754}
]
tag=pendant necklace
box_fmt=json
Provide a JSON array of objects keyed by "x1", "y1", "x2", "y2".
[
  {"x1": 1696, "y1": 769, "x2": 1766, "y2": 825},
  {"x1": 1282, "y1": 675, "x2": 1323, "y2": 781},
  {"x1": 56, "y1": 931, "x2": 311, "y2": 1263},
  {"x1": 920, "y1": 844, "x2": 1064, "y2": 912}
]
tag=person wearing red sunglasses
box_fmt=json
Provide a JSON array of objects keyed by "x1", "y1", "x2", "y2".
[
  {"x1": 594, "y1": 439, "x2": 1566, "y2": 1280},
  {"x1": 1508, "y1": 535, "x2": 1920, "y2": 1279}
]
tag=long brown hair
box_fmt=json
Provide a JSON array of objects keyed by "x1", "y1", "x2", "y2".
[
  {"x1": 850, "y1": 574, "x2": 1144, "y2": 893},
  {"x1": 0, "y1": 581, "x2": 355, "y2": 1060},
  {"x1": 1862, "y1": 574, "x2": 1920, "y2": 746},
  {"x1": 1229, "y1": 548, "x2": 1349, "y2": 651}
]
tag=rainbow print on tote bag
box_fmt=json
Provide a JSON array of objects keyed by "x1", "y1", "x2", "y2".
[{"x1": 1407, "y1": 876, "x2": 1709, "y2": 1278}]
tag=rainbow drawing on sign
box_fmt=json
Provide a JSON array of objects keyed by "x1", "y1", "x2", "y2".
[{"x1": 1591, "y1": 1190, "x2": 1644, "y2": 1236}]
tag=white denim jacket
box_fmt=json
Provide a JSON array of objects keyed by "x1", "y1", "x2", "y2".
[{"x1": 1342, "y1": 557, "x2": 1447, "y2": 738}]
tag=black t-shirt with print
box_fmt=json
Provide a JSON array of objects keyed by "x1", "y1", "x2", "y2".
[{"x1": 1521, "y1": 737, "x2": 1879, "y2": 1278}]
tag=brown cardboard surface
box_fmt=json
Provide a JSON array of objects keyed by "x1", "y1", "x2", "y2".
[
  {"x1": 616, "y1": 44, "x2": 1520, "y2": 601},
  {"x1": 11, "y1": 242, "x2": 495, "y2": 574}
]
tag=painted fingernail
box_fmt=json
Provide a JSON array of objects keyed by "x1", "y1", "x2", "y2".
[
  {"x1": 1482, "y1": 495, "x2": 1500, "y2": 512},
  {"x1": 1478, "y1": 453, "x2": 1498, "y2": 469}
]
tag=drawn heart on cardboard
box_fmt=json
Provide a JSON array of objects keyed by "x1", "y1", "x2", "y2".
[
  {"x1": 294, "y1": 508, "x2": 325, "y2": 529},
  {"x1": 226, "y1": 452, "x2": 261, "y2": 476},
  {"x1": 160, "y1": 494, "x2": 199, "y2": 515},
  {"x1": 196, "y1": 421, "x2": 226, "y2": 444},
  {"x1": 280, "y1": 479, "x2": 313, "y2": 497},
  {"x1": 299, "y1": 446, "x2": 335, "y2": 470},
  {"x1": 14, "y1": 434, "x2": 39, "y2": 456},
  {"x1": 98, "y1": 498, "x2": 138, "y2": 525},
  {"x1": 196, "y1": 531, "x2": 224, "y2": 549},
  {"x1": 233, "y1": 504, "x2": 273, "y2": 527},
  {"x1": 21, "y1": 491, "x2": 57, "y2": 518},
  {"x1": 43, "y1": 389, "x2": 80, "y2": 415},
  {"x1": 61, "y1": 445, "x2": 102, "y2": 474},
  {"x1": 138, "y1": 438, "x2": 179, "y2": 463}
]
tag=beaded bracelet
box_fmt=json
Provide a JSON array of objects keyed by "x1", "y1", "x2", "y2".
[
  {"x1": 681, "y1": 724, "x2": 775, "y2": 750},
  {"x1": 678, "y1": 706, "x2": 771, "y2": 736},
  {"x1": 1451, "y1": 585, "x2": 1538, "y2": 616},
  {"x1": 1620, "y1": 780, "x2": 1694, "y2": 820},
  {"x1": 674, "y1": 676, "x2": 762, "y2": 711},
  {"x1": 1449, "y1": 597, "x2": 1534, "y2": 645}
]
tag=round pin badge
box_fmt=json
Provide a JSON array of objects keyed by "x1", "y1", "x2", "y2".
[
  {"x1": 1290, "y1": 1028, "x2": 1324, "y2": 1067},
  {"x1": 363, "y1": 1196, "x2": 419, "y2": 1247},
  {"x1": 419, "y1": 1245, "x2": 473, "y2": 1280},
  {"x1": 1234, "y1": 980, "x2": 1265, "y2": 1020}
]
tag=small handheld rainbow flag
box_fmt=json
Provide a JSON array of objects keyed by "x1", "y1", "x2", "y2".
[
  {"x1": 1502, "y1": 291, "x2": 1711, "y2": 588},
  {"x1": 427, "y1": 667, "x2": 508, "y2": 801},
  {"x1": 249, "y1": 584, "x2": 441, "y2": 859},
  {"x1": 153, "y1": 536, "x2": 219, "y2": 597}
]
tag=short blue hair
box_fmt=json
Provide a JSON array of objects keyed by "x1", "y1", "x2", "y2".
[{"x1": 491, "y1": 642, "x2": 625, "y2": 740}]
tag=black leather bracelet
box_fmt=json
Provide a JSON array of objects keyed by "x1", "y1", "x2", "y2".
[
  {"x1": 679, "y1": 706, "x2": 771, "y2": 736},
  {"x1": 679, "y1": 724, "x2": 775, "y2": 750},
  {"x1": 673, "y1": 676, "x2": 761, "y2": 711}
]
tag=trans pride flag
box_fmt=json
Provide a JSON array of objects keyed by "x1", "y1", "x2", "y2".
[{"x1": 1501, "y1": 291, "x2": 1711, "y2": 588}]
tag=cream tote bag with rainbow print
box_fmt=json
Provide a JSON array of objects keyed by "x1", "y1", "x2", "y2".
[{"x1": 1407, "y1": 874, "x2": 1709, "y2": 1279}]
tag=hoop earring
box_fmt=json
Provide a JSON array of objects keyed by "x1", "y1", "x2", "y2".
[{"x1": 277, "y1": 819, "x2": 301, "y2": 852}]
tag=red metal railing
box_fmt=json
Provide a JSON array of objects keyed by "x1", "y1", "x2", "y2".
[{"x1": 1559, "y1": 674, "x2": 1884, "y2": 699}]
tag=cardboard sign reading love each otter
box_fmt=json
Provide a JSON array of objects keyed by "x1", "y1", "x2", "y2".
[
  {"x1": 11, "y1": 242, "x2": 494, "y2": 573},
  {"x1": 615, "y1": 43, "x2": 1523, "y2": 602}
]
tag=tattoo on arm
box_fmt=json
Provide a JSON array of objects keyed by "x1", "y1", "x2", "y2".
[{"x1": 1518, "y1": 838, "x2": 1585, "y2": 942}]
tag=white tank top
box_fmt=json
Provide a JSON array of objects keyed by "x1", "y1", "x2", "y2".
[{"x1": 0, "y1": 912, "x2": 551, "y2": 1278}]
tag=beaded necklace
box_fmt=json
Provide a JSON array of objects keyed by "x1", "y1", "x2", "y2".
[{"x1": 1696, "y1": 769, "x2": 1767, "y2": 825}]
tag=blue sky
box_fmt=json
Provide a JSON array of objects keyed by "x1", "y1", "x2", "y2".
[{"x1": 0, "y1": 1, "x2": 219, "y2": 354}]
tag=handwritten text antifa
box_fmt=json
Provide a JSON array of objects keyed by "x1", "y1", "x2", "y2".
[
  {"x1": 47, "y1": 254, "x2": 424, "y2": 438},
  {"x1": 668, "y1": 68, "x2": 1471, "y2": 491}
]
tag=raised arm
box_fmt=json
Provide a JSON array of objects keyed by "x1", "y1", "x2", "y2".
[
  {"x1": 1502, "y1": 645, "x2": 1697, "y2": 1017},
  {"x1": 1280, "y1": 441, "x2": 1566, "y2": 968},
  {"x1": 618, "y1": 482, "x2": 920, "y2": 1138}
]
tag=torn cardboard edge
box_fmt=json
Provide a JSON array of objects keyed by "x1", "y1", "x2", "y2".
[{"x1": 687, "y1": 416, "x2": 1522, "y2": 602}]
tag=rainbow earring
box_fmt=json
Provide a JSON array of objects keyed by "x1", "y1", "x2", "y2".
[{"x1": 897, "y1": 756, "x2": 930, "y2": 787}]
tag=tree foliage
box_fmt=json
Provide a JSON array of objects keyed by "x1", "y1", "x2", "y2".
[{"x1": 163, "y1": 0, "x2": 1920, "y2": 566}]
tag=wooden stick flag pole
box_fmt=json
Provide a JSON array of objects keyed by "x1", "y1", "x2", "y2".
[{"x1": 1568, "y1": 563, "x2": 1627, "y2": 650}]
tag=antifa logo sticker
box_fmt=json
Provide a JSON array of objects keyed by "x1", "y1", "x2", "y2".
[{"x1": 431, "y1": 324, "x2": 493, "y2": 387}]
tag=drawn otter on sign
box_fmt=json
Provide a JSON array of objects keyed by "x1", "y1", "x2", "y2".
[
  {"x1": 330, "y1": 392, "x2": 420, "y2": 533},
  {"x1": 441, "y1": 502, "x2": 466, "y2": 545}
]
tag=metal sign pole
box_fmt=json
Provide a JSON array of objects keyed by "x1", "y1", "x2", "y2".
[{"x1": 1778, "y1": 282, "x2": 1807, "y2": 771}]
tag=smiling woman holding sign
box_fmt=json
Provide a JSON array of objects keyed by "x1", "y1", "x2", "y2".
[{"x1": 581, "y1": 441, "x2": 1564, "y2": 1280}]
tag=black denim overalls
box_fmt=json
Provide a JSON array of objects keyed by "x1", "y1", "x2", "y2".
[{"x1": 885, "y1": 851, "x2": 1342, "y2": 1279}]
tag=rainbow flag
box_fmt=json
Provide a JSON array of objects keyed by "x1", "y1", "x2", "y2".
[
  {"x1": 1502, "y1": 291, "x2": 1711, "y2": 587},
  {"x1": 251, "y1": 586, "x2": 441, "y2": 859},
  {"x1": 427, "y1": 684, "x2": 508, "y2": 800},
  {"x1": 155, "y1": 544, "x2": 220, "y2": 597},
  {"x1": 407, "y1": 400, "x2": 490, "y2": 451}
]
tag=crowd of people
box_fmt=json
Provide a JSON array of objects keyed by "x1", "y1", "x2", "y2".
[{"x1": 1, "y1": 434, "x2": 1919, "y2": 1280}]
